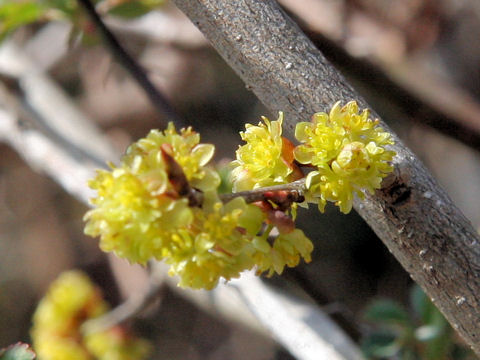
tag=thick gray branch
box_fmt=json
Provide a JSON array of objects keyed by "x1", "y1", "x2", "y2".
[{"x1": 171, "y1": 0, "x2": 480, "y2": 354}]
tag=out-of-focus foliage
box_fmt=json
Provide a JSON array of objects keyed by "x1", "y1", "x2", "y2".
[
  {"x1": 107, "y1": 0, "x2": 165, "y2": 19},
  {"x1": 0, "y1": 1, "x2": 46, "y2": 41},
  {"x1": 361, "y1": 285, "x2": 475, "y2": 360},
  {"x1": 0, "y1": 0, "x2": 165, "y2": 42},
  {"x1": 0, "y1": 343, "x2": 36, "y2": 360}
]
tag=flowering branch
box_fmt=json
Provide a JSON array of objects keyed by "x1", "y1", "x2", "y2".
[
  {"x1": 220, "y1": 179, "x2": 305, "y2": 204},
  {"x1": 171, "y1": 0, "x2": 480, "y2": 354}
]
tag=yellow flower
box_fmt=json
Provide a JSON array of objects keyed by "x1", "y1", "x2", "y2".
[
  {"x1": 31, "y1": 270, "x2": 150, "y2": 360},
  {"x1": 230, "y1": 112, "x2": 300, "y2": 191},
  {"x1": 84, "y1": 123, "x2": 220, "y2": 265},
  {"x1": 294, "y1": 101, "x2": 395, "y2": 213},
  {"x1": 33, "y1": 335, "x2": 91, "y2": 360},
  {"x1": 253, "y1": 228, "x2": 313, "y2": 276},
  {"x1": 166, "y1": 193, "x2": 265, "y2": 290},
  {"x1": 84, "y1": 123, "x2": 272, "y2": 289}
]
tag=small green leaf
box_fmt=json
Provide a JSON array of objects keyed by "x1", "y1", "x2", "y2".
[
  {"x1": 0, "y1": 343, "x2": 36, "y2": 360},
  {"x1": 107, "y1": 2, "x2": 152, "y2": 19},
  {"x1": 410, "y1": 285, "x2": 429, "y2": 320},
  {"x1": 361, "y1": 332, "x2": 401, "y2": 358},
  {"x1": 364, "y1": 299, "x2": 410, "y2": 327},
  {"x1": 216, "y1": 164, "x2": 233, "y2": 194}
]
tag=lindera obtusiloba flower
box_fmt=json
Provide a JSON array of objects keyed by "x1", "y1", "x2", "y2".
[
  {"x1": 294, "y1": 101, "x2": 395, "y2": 213},
  {"x1": 84, "y1": 101, "x2": 394, "y2": 290},
  {"x1": 31, "y1": 270, "x2": 150, "y2": 360},
  {"x1": 230, "y1": 112, "x2": 302, "y2": 192}
]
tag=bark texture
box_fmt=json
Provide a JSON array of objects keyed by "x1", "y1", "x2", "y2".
[{"x1": 171, "y1": 0, "x2": 480, "y2": 354}]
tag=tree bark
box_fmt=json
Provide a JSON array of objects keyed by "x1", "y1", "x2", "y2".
[{"x1": 171, "y1": 0, "x2": 480, "y2": 354}]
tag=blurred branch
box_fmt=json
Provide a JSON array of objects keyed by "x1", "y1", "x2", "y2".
[
  {"x1": 170, "y1": 0, "x2": 480, "y2": 354},
  {"x1": 105, "y1": 9, "x2": 208, "y2": 49},
  {"x1": 77, "y1": 0, "x2": 185, "y2": 127},
  {"x1": 230, "y1": 273, "x2": 362, "y2": 360},
  {"x1": 295, "y1": 20, "x2": 480, "y2": 153},
  {"x1": 0, "y1": 41, "x2": 116, "y2": 201},
  {"x1": 82, "y1": 261, "x2": 167, "y2": 334}
]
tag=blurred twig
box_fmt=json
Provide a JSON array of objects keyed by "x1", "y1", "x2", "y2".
[
  {"x1": 230, "y1": 273, "x2": 363, "y2": 360},
  {"x1": 77, "y1": 0, "x2": 185, "y2": 127},
  {"x1": 82, "y1": 261, "x2": 167, "y2": 334},
  {"x1": 0, "y1": 41, "x2": 116, "y2": 201},
  {"x1": 301, "y1": 23, "x2": 480, "y2": 153},
  {"x1": 105, "y1": 9, "x2": 208, "y2": 49}
]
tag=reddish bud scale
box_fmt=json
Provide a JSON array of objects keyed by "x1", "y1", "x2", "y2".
[
  {"x1": 252, "y1": 200, "x2": 295, "y2": 234},
  {"x1": 262, "y1": 190, "x2": 304, "y2": 211}
]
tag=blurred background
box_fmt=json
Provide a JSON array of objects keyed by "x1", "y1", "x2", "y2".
[{"x1": 1, "y1": 0, "x2": 480, "y2": 359}]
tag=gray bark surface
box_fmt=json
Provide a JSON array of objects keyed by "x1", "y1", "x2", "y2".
[{"x1": 171, "y1": 0, "x2": 480, "y2": 354}]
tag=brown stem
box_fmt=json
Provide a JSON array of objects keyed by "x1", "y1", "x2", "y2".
[{"x1": 219, "y1": 179, "x2": 305, "y2": 204}]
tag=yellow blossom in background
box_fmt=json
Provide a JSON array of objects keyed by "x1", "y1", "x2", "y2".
[
  {"x1": 85, "y1": 328, "x2": 151, "y2": 360},
  {"x1": 32, "y1": 271, "x2": 106, "y2": 337},
  {"x1": 294, "y1": 101, "x2": 396, "y2": 213},
  {"x1": 230, "y1": 112, "x2": 300, "y2": 191},
  {"x1": 31, "y1": 270, "x2": 150, "y2": 360},
  {"x1": 32, "y1": 335, "x2": 91, "y2": 360}
]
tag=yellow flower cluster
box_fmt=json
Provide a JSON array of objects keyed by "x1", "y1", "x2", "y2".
[
  {"x1": 83, "y1": 102, "x2": 395, "y2": 290},
  {"x1": 31, "y1": 270, "x2": 150, "y2": 360},
  {"x1": 230, "y1": 113, "x2": 300, "y2": 191},
  {"x1": 294, "y1": 101, "x2": 395, "y2": 213},
  {"x1": 84, "y1": 123, "x2": 220, "y2": 265}
]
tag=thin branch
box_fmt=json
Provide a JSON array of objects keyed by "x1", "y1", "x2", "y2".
[
  {"x1": 220, "y1": 179, "x2": 305, "y2": 203},
  {"x1": 77, "y1": 0, "x2": 185, "y2": 127},
  {"x1": 170, "y1": 0, "x2": 480, "y2": 354},
  {"x1": 0, "y1": 41, "x2": 117, "y2": 202}
]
